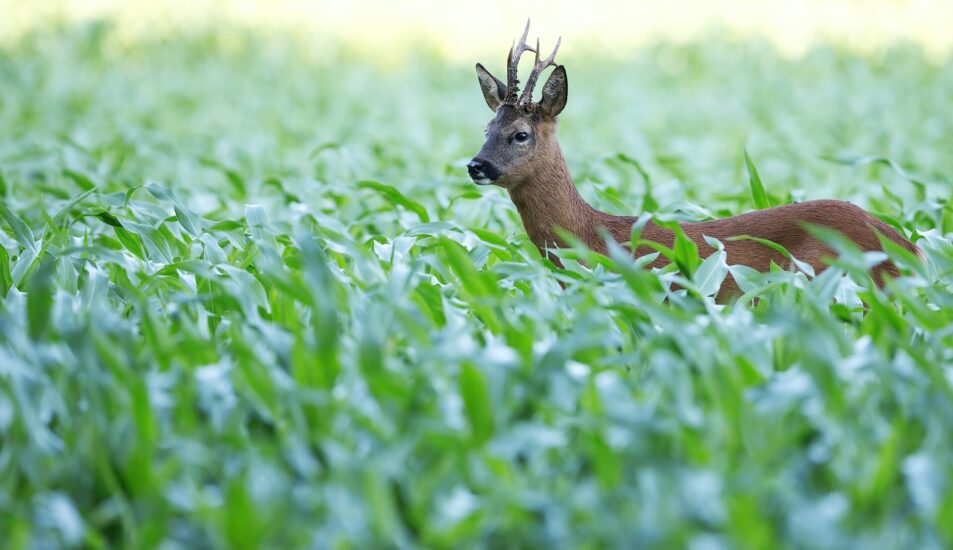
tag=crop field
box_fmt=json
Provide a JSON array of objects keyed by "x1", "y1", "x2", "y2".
[{"x1": 2, "y1": 20, "x2": 953, "y2": 548}]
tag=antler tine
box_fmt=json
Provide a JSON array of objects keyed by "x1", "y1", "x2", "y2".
[
  {"x1": 505, "y1": 19, "x2": 536, "y2": 102},
  {"x1": 518, "y1": 35, "x2": 561, "y2": 107}
]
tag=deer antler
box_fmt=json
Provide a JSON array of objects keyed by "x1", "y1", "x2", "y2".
[
  {"x1": 518, "y1": 35, "x2": 561, "y2": 108},
  {"x1": 505, "y1": 19, "x2": 536, "y2": 103}
]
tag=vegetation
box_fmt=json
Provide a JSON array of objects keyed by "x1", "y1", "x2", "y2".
[{"x1": 1, "y1": 23, "x2": 952, "y2": 548}]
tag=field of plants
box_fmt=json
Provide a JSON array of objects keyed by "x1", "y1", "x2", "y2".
[{"x1": 2, "y1": 21, "x2": 953, "y2": 548}]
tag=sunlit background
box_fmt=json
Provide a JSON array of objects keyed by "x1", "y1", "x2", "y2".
[{"x1": 4, "y1": 0, "x2": 953, "y2": 60}]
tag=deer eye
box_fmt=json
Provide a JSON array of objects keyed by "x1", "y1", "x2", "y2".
[{"x1": 513, "y1": 132, "x2": 530, "y2": 143}]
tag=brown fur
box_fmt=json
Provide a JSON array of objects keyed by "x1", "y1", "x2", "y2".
[{"x1": 508, "y1": 122, "x2": 920, "y2": 300}]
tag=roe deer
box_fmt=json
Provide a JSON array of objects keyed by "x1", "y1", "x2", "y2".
[{"x1": 467, "y1": 21, "x2": 922, "y2": 300}]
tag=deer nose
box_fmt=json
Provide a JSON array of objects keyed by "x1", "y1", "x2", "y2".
[
  {"x1": 467, "y1": 158, "x2": 500, "y2": 183},
  {"x1": 467, "y1": 159, "x2": 486, "y2": 178}
]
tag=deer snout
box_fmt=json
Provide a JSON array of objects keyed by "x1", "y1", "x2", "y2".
[{"x1": 467, "y1": 158, "x2": 499, "y2": 185}]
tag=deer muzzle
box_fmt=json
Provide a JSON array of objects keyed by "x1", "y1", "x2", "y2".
[{"x1": 467, "y1": 158, "x2": 500, "y2": 185}]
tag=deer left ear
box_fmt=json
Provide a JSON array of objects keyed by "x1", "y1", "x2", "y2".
[
  {"x1": 475, "y1": 63, "x2": 507, "y2": 112},
  {"x1": 539, "y1": 65, "x2": 568, "y2": 119}
]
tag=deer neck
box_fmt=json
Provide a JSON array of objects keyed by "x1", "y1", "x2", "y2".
[{"x1": 508, "y1": 145, "x2": 609, "y2": 253}]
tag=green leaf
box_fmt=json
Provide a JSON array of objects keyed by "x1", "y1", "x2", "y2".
[
  {"x1": 693, "y1": 247, "x2": 728, "y2": 297},
  {"x1": 439, "y1": 237, "x2": 494, "y2": 297},
  {"x1": 857, "y1": 421, "x2": 902, "y2": 504},
  {"x1": 122, "y1": 220, "x2": 174, "y2": 263},
  {"x1": 174, "y1": 204, "x2": 202, "y2": 236},
  {"x1": 298, "y1": 231, "x2": 341, "y2": 379},
  {"x1": 0, "y1": 201, "x2": 37, "y2": 254},
  {"x1": 27, "y1": 255, "x2": 56, "y2": 340},
  {"x1": 0, "y1": 244, "x2": 11, "y2": 296},
  {"x1": 359, "y1": 180, "x2": 430, "y2": 222},
  {"x1": 209, "y1": 219, "x2": 244, "y2": 231},
  {"x1": 127, "y1": 377, "x2": 156, "y2": 492},
  {"x1": 146, "y1": 182, "x2": 203, "y2": 235},
  {"x1": 728, "y1": 234, "x2": 816, "y2": 276},
  {"x1": 460, "y1": 363, "x2": 493, "y2": 444},
  {"x1": 62, "y1": 168, "x2": 97, "y2": 191},
  {"x1": 655, "y1": 218, "x2": 701, "y2": 276},
  {"x1": 745, "y1": 148, "x2": 770, "y2": 210},
  {"x1": 115, "y1": 227, "x2": 146, "y2": 259},
  {"x1": 93, "y1": 209, "x2": 123, "y2": 227}
]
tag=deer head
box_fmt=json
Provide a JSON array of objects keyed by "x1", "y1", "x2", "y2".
[{"x1": 467, "y1": 20, "x2": 567, "y2": 189}]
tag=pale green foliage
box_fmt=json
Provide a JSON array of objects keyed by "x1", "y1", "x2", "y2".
[{"x1": 1, "y1": 23, "x2": 953, "y2": 548}]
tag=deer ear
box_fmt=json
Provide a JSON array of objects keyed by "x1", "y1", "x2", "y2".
[
  {"x1": 539, "y1": 65, "x2": 568, "y2": 119},
  {"x1": 475, "y1": 63, "x2": 507, "y2": 112}
]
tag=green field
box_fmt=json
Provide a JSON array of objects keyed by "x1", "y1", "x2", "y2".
[{"x1": 2, "y1": 23, "x2": 953, "y2": 548}]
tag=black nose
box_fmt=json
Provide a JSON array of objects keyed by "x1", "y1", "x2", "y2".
[{"x1": 467, "y1": 159, "x2": 486, "y2": 178}]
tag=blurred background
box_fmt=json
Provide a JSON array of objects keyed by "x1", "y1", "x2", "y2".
[
  {"x1": 4, "y1": 0, "x2": 953, "y2": 59},
  {"x1": 1, "y1": 0, "x2": 951, "y2": 222}
]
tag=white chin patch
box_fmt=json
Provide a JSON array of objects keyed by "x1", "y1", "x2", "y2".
[{"x1": 472, "y1": 178, "x2": 493, "y2": 186}]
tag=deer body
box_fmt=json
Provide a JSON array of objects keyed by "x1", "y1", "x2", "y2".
[
  {"x1": 468, "y1": 22, "x2": 920, "y2": 298},
  {"x1": 507, "y1": 141, "x2": 917, "y2": 297}
]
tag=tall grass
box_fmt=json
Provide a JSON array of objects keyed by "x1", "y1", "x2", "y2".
[{"x1": 1, "y1": 24, "x2": 953, "y2": 548}]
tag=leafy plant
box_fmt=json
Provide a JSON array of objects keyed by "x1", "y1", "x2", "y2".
[{"x1": 0, "y1": 24, "x2": 952, "y2": 549}]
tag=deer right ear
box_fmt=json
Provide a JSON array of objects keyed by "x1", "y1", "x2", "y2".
[
  {"x1": 539, "y1": 65, "x2": 568, "y2": 119},
  {"x1": 475, "y1": 63, "x2": 507, "y2": 112}
]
